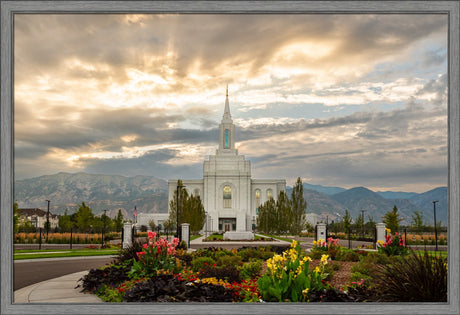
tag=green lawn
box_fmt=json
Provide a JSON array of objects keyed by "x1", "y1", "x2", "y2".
[
  {"x1": 14, "y1": 248, "x2": 119, "y2": 260},
  {"x1": 258, "y1": 234, "x2": 295, "y2": 243},
  {"x1": 190, "y1": 234, "x2": 202, "y2": 241}
]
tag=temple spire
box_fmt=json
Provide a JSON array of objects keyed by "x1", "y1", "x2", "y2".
[{"x1": 222, "y1": 85, "x2": 232, "y2": 122}]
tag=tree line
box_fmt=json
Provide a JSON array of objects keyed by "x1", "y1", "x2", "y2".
[
  {"x1": 257, "y1": 177, "x2": 307, "y2": 235},
  {"x1": 14, "y1": 202, "x2": 125, "y2": 234}
]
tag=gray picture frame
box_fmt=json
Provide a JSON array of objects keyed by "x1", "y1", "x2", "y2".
[{"x1": 1, "y1": 1, "x2": 459, "y2": 314}]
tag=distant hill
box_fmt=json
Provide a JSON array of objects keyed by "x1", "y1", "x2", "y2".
[
  {"x1": 409, "y1": 187, "x2": 448, "y2": 226},
  {"x1": 377, "y1": 191, "x2": 419, "y2": 200},
  {"x1": 14, "y1": 172, "x2": 448, "y2": 225},
  {"x1": 14, "y1": 172, "x2": 169, "y2": 218},
  {"x1": 301, "y1": 183, "x2": 346, "y2": 196}
]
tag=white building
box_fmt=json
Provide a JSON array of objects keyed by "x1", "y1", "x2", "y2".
[
  {"x1": 136, "y1": 213, "x2": 169, "y2": 230},
  {"x1": 168, "y1": 88, "x2": 286, "y2": 233}
]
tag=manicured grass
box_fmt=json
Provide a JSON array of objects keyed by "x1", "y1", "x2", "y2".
[
  {"x1": 259, "y1": 234, "x2": 294, "y2": 243},
  {"x1": 190, "y1": 234, "x2": 202, "y2": 241},
  {"x1": 13, "y1": 248, "x2": 119, "y2": 260}
]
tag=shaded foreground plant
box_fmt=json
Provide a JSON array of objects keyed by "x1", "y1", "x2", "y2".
[
  {"x1": 124, "y1": 274, "x2": 235, "y2": 302},
  {"x1": 376, "y1": 250, "x2": 447, "y2": 302},
  {"x1": 77, "y1": 263, "x2": 131, "y2": 292}
]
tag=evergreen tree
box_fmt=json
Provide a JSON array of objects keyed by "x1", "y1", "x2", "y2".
[
  {"x1": 257, "y1": 197, "x2": 276, "y2": 234},
  {"x1": 183, "y1": 194, "x2": 206, "y2": 233},
  {"x1": 343, "y1": 209, "x2": 352, "y2": 233},
  {"x1": 275, "y1": 190, "x2": 291, "y2": 234},
  {"x1": 74, "y1": 202, "x2": 94, "y2": 232},
  {"x1": 382, "y1": 205, "x2": 403, "y2": 232},
  {"x1": 114, "y1": 209, "x2": 124, "y2": 231},
  {"x1": 290, "y1": 177, "x2": 307, "y2": 235},
  {"x1": 355, "y1": 213, "x2": 364, "y2": 231}
]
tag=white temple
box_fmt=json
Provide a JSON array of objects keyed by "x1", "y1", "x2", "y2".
[{"x1": 168, "y1": 87, "x2": 286, "y2": 235}]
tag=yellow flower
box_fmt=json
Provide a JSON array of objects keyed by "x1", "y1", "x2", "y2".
[
  {"x1": 314, "y1": 266, "x2": 320, "y2": 273},
  {"x1": 312, "y1": 240, "x2": 317, "y2": 246},
  {"x1": 291, "y1": 240, "x2": 298, "y2": 248},
  {"x1": 300, "y1": 256, "x2": 312, "y2": 265},
  {"x1": 321, "y1": 254, "x2": 329, "y2": 265},
  {"x1": 377, "y1": 240, "x2": 384, "y2": 246},
  {"x1": 302, "y1": 288, "x2": 309, "y2": 297},
  {"x1": 385, "y1": 228, "x2": 391, "y2": 234}
]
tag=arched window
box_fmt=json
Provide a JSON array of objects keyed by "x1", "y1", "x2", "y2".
[
  {"x1": 255, "y1": 189, "x2": 261, "y2": 214},
  {"x1": 266, "y1": 189, "x2": 273, "y2": 200},
  {"x1": 223, "y1": 185, "x2": 232, "y2": 208},
  {"x1": 194, "y1": 188, "x2": 200, "y2": 197}
]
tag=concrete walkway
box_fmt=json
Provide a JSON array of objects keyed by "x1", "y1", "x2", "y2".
[{"x1": 14, "y1": 270, "x2": 103, "y2": 303}]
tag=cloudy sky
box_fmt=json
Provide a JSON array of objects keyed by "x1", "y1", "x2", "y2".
[{"x1": 14, "y1": 14, "x2": 447, "y2": 193}]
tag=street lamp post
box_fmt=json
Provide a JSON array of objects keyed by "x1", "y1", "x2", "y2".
[
  {"x1": 45, "y1": 199, "x2": 50, "y2": 241},
  {"x1": 102, "y1": 209, "x2": 107, "y2": 248},
  {"x1": 432, "y1": 200, "x2": 438, "y2": 251},
  {"x1": 361, "y1": 210, "x2": 367, "y2": 239},
  {"x1": 176, "y1": 183, "x2": 185, "y2": 242}
]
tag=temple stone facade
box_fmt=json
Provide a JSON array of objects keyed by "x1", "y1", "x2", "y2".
[{"x1": 168, "y1": 88, "x2": 286, "y2": 233}]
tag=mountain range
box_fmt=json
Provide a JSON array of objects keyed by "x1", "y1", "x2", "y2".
[{"x1": 14, "y1": 172, "x2": 447, "y2": 226}]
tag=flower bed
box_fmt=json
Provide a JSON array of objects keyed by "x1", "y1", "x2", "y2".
[{"x1": 77, "y1": 235, "x2": 447, "y2": 303}]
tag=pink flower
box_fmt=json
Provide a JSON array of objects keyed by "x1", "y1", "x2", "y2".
[
  {"x1": 143, "y1": 244, "x2": 148, "y2": 249},
  {"x1": 136, "y1": 251, "x2": 146, "y2": 258},
  {"x1": 172, "y1": 237, "x2": 179, "y2": 246},
  {"x1": 148, "y1": 231, "x2": 157, "y2": 239}
]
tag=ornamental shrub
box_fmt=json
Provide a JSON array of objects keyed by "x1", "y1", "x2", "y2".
[
  {"x1": 335, "y1": 247, "x2": 360, "y2": 262},
  {"x1": 239, "y1": 260, "x2": 263, "y2": 280},
  {"x1": 191, "y1": 256, "x2": 216, "y2": 272},
  {"x1": 216, "y1": 255, "x2": 243, "y2": 268}
]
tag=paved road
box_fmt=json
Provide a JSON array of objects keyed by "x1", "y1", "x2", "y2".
[{"x1": 14, "y1": 256, "x2": 114, "y2": 290}]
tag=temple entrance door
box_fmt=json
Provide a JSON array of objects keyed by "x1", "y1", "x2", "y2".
[{"x1": 224, "y1": 223, "x2": 232, "y2": 232}]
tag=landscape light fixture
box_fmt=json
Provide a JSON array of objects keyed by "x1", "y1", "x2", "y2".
[{"x1": 432, "y1": 200, "x2": 438, "y2": 251}]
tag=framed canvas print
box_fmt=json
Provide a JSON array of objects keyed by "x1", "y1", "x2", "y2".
[{"x1": 1, "y1": 1, "x2": 459, "y2": 314}]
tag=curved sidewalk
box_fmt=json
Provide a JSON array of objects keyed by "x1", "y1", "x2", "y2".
[{"x1": 14, "y1": 270, "x2": 103, "y2": 303}]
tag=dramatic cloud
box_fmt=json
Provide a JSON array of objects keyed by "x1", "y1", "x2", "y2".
[{"x1": 14, "y1": 14, "x2": 447, "y2": 192}]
